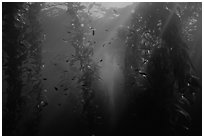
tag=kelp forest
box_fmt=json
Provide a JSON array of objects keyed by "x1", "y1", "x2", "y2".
[{"x1": 2, "y1": 2, "x2": 202, "y2": 136}]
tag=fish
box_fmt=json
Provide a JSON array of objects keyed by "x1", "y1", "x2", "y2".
[
  {"x1": 64, "y1": 88, "x2": 68, "y2": 91},
  {"x1": 54, "y1": 87, "x2": 58, "y2": 91},
  {"x1": 62, "y1": 38, "x2": 68, "y2": 42},
  {"x1": 113, "y1": 9, "x2": 117, "y2": 14}
]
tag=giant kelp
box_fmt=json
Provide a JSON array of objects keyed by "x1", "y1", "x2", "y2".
[
  {"x1": 3, "y1": 2, "x2": 44, "y2": 135},
  {"x1": 122, "y1": 2, "x2": 201, "y2": 135}
]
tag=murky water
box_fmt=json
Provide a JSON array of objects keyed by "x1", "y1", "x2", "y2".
[{"x1": 37, "y1": 3, "x2": 136, "y2": 134}]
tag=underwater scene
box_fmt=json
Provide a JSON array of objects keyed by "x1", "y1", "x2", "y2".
[{"x1": 2, "y1": 2, "x2": 202, "y2": 136}]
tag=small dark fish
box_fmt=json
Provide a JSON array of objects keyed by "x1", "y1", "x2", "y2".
[
  {"x1": 64, "y1": 93, "x2": 68, "y2": 96},
  {"x1": 72, "y1": 77, "x2": 75, "y2": 80},
  {"x1": 54, "y1": 63, "x2": 57, "y2": 66},
  {"x1": 60, "y1": 84, "x2": 64, "y2": 87},
  {"x1": 64, "y1": 88, "x2": 68, "y2": 91},
  {"x1": 94, "y1": 41, "x2": 96, "y2": 44},
  {"x1": 82, "y1": 84, "x2": 87, "y2": 87},
  {"x1": 64, "y1": 70, "x2": 68, "y2": 72},
  {"x1": 66, "y1": 59, "x2": 69, "y2": 62},
  {"x1": 102, "y1": 43, "x2": 106, "y2": 47},
  {"x1": 108, "y1": 42, "x2": 111, "y2": 45},
  {"x1": 92, "y1": 30, "x2": 95, "y2": 36},
  {"x1": 62, "y1": 38, "x2": 67, "y2": 41},
  {"x1": 54, "y1": 87, "x2": 58, "y2": 91},
  {"x1": 58, "y1": 103, "x2": 61, "y2": 106},
  {"x1": 67, "y1": 31, "x2": 71, "y2": 33},
  {"x1": 100, "y1": 59, "x2": 103, "y2": 62},
  {"x1": 105, "y1": 29, "x2": 109, "y2": 32},
  {"x1": 113, "y1": 9, "x2": 117, "y2": 14},
  {"x1": 43, "y1": 78, "x2": 47, "y2": 80}
]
